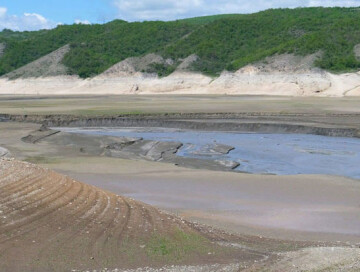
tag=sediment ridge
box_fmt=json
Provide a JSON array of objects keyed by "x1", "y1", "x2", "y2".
[{"x1": 3, "y1": 113, "x2": 360, "y2": 138}]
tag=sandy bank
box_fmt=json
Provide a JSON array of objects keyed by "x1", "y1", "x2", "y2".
[
  {"x1": 1, "y1": 122, "x2": 360, "y2": 244},
  {"x1": 1, "y1": 158, "x2": 256, "y2": 271},
  {"x1": 1, "y1": 69, "x2": 360, "y2": 97},
  {"x1": 62, "y1": 162, "x2": 360, "y2": 243},
  {"x1": 2, "y1": 51, "x2": 360, "y2": 97},
  {"x1": 5, "y1": 112, "x2": 360, "y2": 138}
]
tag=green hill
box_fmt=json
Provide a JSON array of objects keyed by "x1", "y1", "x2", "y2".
[{"x1": 1, "y1": 7, "x2": 360, "y2": 78}]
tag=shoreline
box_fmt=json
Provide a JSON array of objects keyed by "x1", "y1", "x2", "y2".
[
  {"x1": 1, "y1": 95, "x2": 360, "y2": 245},
  {"x1": 54, "y1": 126, "x2": 360, "y2": 179},
  {"x1": 2, "y1": 112, "x2": 360, "y2": 138},
  {"x1": 56, "y1": 162, "x2": 360, "y2": 244},
  {"x1": 1, "y1": 121, "x2": 360, "y2": 244},
  {"x1": 1, "y1": 66, "x2": 360, "y2": 97}
]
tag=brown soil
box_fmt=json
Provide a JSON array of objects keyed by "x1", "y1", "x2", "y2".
[{"x1": 0, "y1": 159, "x2": 271, "y2": 271}]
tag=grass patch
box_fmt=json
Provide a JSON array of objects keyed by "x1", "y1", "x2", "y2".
[
  {"x1": 145, "y1": 229, "x2": 212, "y2": 262},
  {"x1": 24, "y1": 156, "x2": 61, "y2": 164}
]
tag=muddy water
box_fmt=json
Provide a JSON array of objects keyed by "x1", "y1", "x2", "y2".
[{"x1": 59, "y1": 127, "x2": 360, "y2": 179}]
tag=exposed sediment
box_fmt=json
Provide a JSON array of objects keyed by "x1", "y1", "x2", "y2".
[
  {"x1": 5, "y1": 111, "x2": 360, "y2": 171},
  {"x1": 22, "y1": 127, "x2": 239, "y2": 171},
  {"x1": 194, "y1": 143, "x2": 235, "y2": 155},
  {"x1": 3, "y1": 45, "x2": 70, "y2": 80},
  {"x1": 108, "y1": 140, "x2": 183, "y2": 162},
  {"x1": 2, "y1": 52, "x2": 360, "y2": 96},
  {"x1": 5, "y1": 113, "x2": 360, "y2": 138},
  {"x1": 0, "y1": 159, "x2": 258, "y2": 271},
  {"x1": 21, "y1": 125, "x2": 60, "y2": 143}
]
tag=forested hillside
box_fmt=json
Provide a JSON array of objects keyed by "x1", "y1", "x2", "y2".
[{"x1": 1, "y1": 7, "x2": 360, "y2": 78}]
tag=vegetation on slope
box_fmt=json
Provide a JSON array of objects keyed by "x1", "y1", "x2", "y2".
[
  {"x1": 163, "y1": 8, "x2": 360, "y2": 75},
  {"x1": 0, "y1": 24, "x2": 100, "y2": 76},
  {"x1": 63, "y1": 21, "x2": 192, "y2": 77},
  {"x1": 1, "y1": 7, "x2": 360, "y2": 78}
]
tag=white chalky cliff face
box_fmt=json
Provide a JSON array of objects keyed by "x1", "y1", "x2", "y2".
[{"x1": 1, "y1": 49, "x2": 360, "y2": 96}]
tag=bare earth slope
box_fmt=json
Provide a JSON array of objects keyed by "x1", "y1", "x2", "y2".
[
  {"x1": 101, "y1": 53, "x2": 174, "y2": 77},
  {"x1": 0, "y1": 159, "x2": 260, "y2": 271},
  {"x1": 3, "y1": 45, "x2": 70, "y2": 80},
  {"x1": 0, "y1": 43, "x2": 5, "y2": 58},
  {"x1": 1, "y1": 156, "x2": 359, "y2": 271},
  {"x1": 2, "y1": 48, "x2": 360, "y2": 96}
]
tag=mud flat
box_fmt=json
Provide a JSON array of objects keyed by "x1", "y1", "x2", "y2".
[
  {"x1": 0, "y1": 122, "x2": 359, "y2": 243},
  {"x1": 21, "y1": 126, "x2": 239, "y2": 171},
  {"x1": 0, "y1": 159, "x2": 263, "y2": 271},
  {"x1": 2, "y1": 158, "x2": 360, "y2": 271},
  {"x1": 1, "y1": 97, "x2": 360, "y2": 271},
  {"x1": 64, "y1": 163, "x2": 360, "y2": 243},
  {"x1": 57, "y1": 127, "x2": 360, "y2": 178},
  {"x1": 21, "y1": 122, "x2": 360, "y2": 177},
  {"x1": 1, "y1": 95, "x2": 360, "y2": 116}
]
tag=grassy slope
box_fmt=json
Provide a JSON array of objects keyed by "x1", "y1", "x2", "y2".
[{"x1": 1, "y1": 7, "x2": 360, "y2": 78}]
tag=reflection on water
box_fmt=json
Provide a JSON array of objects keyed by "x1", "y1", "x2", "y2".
[{"x1": 59, "y1": 127, "x2": 360, "y2": 179}]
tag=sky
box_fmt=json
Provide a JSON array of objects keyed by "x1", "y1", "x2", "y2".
[{"x1": 1, "y1": 0, "x2": 360, "y2": 31}]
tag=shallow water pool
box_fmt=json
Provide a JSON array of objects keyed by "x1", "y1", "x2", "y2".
[{"x1": 59, "y1": 127, "x2": 360, "y2": 179}]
